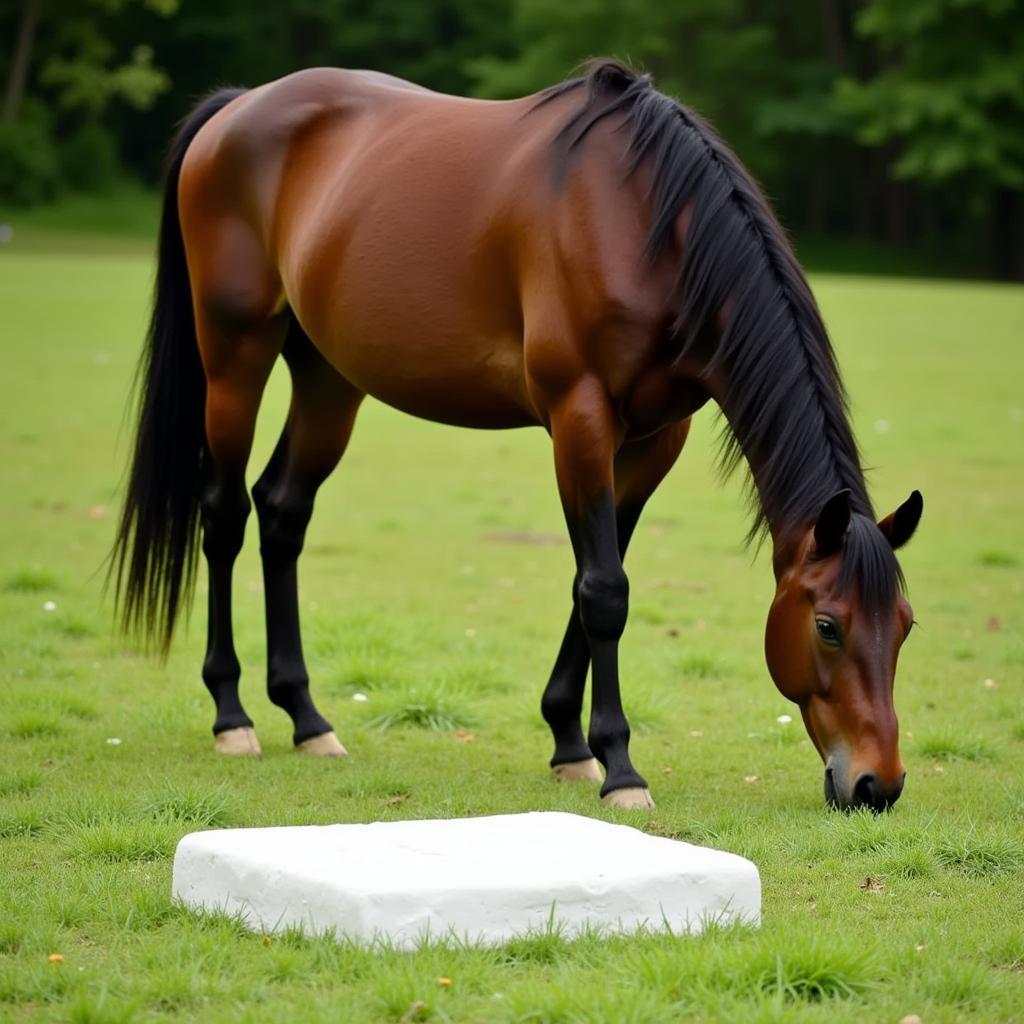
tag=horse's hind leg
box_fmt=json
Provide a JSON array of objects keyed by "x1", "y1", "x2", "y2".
[
  {"x1": 252, "y1": 321, "x2": 364, "y2": 755},
  {"x1": 196, "y1": 307, "x2": 288, "y2": 756},
  {"x1": 542, "y1": 420, "x2": 690, "y2": 789}
]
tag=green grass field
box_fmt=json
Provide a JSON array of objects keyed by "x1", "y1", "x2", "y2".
[{"x1": 1, "y1": 242, "x2": 1022, "y2": 1023}]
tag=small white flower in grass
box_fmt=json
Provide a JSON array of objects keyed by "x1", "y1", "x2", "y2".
[
  {"x1": 873, "y1": 419, "x2": 890, "y2": 434},
  {"x1": 983, "y1": 678, "x2": 996, "y2": 689},
  {"x1": 776, "y1": 714, "x2": 793, "y2": 725},
  {"x1": 42, "y1": 601, "x2": 57, "y2": 612},
  {"x1": 351, "y1": 692, "x2": 369, "y2": 703},
  {"x1": 105, "y1": 737, "x2": 121, "y2": 745}
]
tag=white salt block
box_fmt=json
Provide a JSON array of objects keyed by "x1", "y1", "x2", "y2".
[{"x1": 172, "y1": 811, "x2": 759, "y2": 948}]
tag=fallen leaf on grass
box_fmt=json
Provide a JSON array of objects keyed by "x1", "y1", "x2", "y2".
[
  {"x1": 385, "y1": 793, "x2": 410, "y2": 806},
  {"x1": 898, "y1": 1015, "x2": 922, "y2": 1024},
  {"x1": 437, "y1": 977, "x2": 452, "y2": 987},
  {"x1": 455, "y1": 730, "x2": 475, "y2": 743},
  {"x1": 987, "y1": 616, "x2": 1001, "y2": 632},
  {"x1": 859, "y1": 876, "x2": 884, "y2": 893},
  {"x1": 47, "y1": 954, "x2": 63, "y2": 964}
]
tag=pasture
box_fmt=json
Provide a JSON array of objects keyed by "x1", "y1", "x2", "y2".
[{"x1": 1, "y1": 241, "x2": 1022, "y2": 1022}]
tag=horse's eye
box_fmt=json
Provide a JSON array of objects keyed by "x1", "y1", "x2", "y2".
[{"x1": 815, "y1": 617, "x2": 841, "y2": 646}]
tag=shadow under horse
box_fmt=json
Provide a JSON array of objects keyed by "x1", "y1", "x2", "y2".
[{"x1": 112, "y1": 60, "x2": 923, "y2": 812}]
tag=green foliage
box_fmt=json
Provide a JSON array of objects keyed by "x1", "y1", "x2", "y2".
[
  {"x1": 468, "y1": 0, "x2": 787, "y2": 172},
  {"x1": 2, "y1": 0, "x2": 1019, "y2": 272},
  {"x1": 58, "y1": 122, "x2": 122, "y2": 191},
  {"x1": 0, "y1": 103, "x2": 60, "y2": 205},
  {"x1": 836, "y1": 0, "x2": 1024, "y2": 190},
  {"x1": 36, "y1": 1, "x2": 177, "y2": 117}
]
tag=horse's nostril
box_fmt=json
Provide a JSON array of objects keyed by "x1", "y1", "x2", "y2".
[
  {"x1": 852, "y1": 772, "x2": 903, "y2": 813},
  {"x1": 853, "y1": 773, "x2": 879, "y2": 809}
]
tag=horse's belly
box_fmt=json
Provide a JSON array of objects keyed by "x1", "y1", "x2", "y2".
[{"x1": 316, "y1": 328, "x2": 538, "y2": 430}]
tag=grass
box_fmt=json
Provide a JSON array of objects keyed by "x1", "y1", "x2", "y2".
[
  {"x1": 0, "y1": 235, "x2": 1022, "y2": 1022},
  {"x1": 0, "y1": 184, "x2": 158, "y2": 256},
  {"x1": 916, "y1": 727, "x2": 994, "y2": 762}
]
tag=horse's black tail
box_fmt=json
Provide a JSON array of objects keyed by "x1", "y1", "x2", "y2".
[{"x1": 111, "y1": 87, "x2": 246, "y2": 653}]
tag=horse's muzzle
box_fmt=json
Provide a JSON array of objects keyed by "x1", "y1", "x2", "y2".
[{"x1": 826, "y1": 765, "x2": 905, "y2": 812}]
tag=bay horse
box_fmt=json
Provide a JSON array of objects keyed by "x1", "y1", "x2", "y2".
[{"x1": 113, "y1": 61, "x2": 922, "y2": 812}]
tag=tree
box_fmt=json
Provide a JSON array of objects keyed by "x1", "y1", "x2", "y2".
[
  {"x1": 2, "y1": 0, "x2": 41, "y2": 122},
  {"x1": 835, "y1": 0, "x2": 1024, "y2": 278}
]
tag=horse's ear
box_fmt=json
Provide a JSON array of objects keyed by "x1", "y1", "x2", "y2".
[
  {"x1": 813, "y1": 489, "x2": 851, "y2": 557},
  {"x1": 877, "y1": 490, "x2": 923, "y2": 550}
]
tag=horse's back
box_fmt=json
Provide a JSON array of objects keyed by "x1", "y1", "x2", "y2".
[{"x1": 178, "y1": 68, "x2": 673, "y2": 429}]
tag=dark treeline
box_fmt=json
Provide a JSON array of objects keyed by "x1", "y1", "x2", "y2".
[{"x1": 2, "y1": 0, "x2": 1022, "y2": 278}]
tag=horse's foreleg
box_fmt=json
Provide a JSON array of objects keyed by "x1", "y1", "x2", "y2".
[
  {"x1": 543, "y1": 421, "x2": 691, "y2": 790},
  {"x1": 252, "y1": 324, "x2": 364, "y2": 755},
  {"x1": 197, "y1": 309, "x2": 287, "y2": 756},
  {"x1": 542, "y1": 503, "x2": 644, "y2": 785},
  {"x1": 547, "y1": 383, "x2": 646, "y2": 807}
]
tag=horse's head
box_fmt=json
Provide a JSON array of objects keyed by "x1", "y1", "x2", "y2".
[{"x1": 765, "y1": 489, "x2": 922, "y2": 811}]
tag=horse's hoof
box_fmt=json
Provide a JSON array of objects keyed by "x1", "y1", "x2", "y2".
[
  {"x1": 297, "y1": 731, "x2": 348, "y2": 757},
  {"x1": 552, "y1": 758, "x2": 603, "y2": 783},
  {"x1": 214, "y1": 726, "x2": 262, "y2": 758},
  {"x1": 602, "y1": 786, "x2": 655, "y2": 810}
]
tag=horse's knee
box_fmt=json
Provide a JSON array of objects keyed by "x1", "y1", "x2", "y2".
[{"x1": 578, "y1": 567, "x2": 629, "y2": 641}]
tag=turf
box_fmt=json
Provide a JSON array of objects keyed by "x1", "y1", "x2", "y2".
[{"x1": 0, "y1": 245, "x2": 1022, "y2": 1023}]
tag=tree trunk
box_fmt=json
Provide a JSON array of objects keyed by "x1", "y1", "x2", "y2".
[
  {"x1": 2, "y1": 0, "x2": 42, "y2": 123},
  {"x1": 808, "y1": 163, "x2": 829, "y2": 234},
  {"x1": 991, "y1": 187, "x2": 1023, "y2": 281},
  {"x1": 822, "y1": 0, "x2": 849, "y2": 70}
]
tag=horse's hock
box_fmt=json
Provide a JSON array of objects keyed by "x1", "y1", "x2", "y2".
[{"x1": 172, "y1": 812, "x2": 760, "y2": 947}]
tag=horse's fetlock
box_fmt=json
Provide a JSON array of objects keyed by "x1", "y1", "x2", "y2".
[{"x1": 202, "y1": 656, "x2": 241, "y2": 688}]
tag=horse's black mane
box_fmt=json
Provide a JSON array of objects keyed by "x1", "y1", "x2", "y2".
[{"x1": 539, "y1": 60, "x2": 902, "y2": 609}]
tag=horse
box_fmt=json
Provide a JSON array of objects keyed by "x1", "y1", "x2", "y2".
[{"x1": 112, "y1": 60, "x2": 922, "y2": 812}]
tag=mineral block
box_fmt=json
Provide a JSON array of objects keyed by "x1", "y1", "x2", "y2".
[{"x1": 172, "y1": 811, "x2": 759, "y2": 948}]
